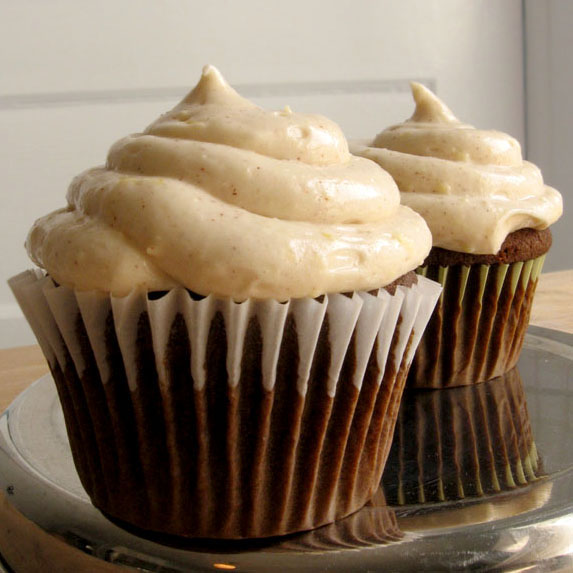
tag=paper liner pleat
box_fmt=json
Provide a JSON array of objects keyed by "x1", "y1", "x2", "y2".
[
  {"x1": 9, "y1": 271, "x2": 440, "y2": 539},
  {"x1": 8, "y1": 271, "x2": 63, "y2": 369},
  {"x1": 410, "y1": 256, "x2": 545, "y2": 388},
  {"x1": 382, "y1": 367, "x2": 544, "y2": 506}
]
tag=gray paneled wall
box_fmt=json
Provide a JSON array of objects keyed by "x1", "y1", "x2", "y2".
[{"x1": 525, "y1": 0, "x2": 573, "y2": 273}]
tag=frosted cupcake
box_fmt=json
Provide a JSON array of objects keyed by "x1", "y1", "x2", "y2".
[
  {"x1": 9, "y1": 67, "x2": 440, "y2": 539},
  {"x1": 351, "y1": 83, "x2": 562, "y2": 387}
]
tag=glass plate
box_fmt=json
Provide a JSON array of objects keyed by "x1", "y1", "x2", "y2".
[{"x1": 1, "y1": 326, "x2": 573, "y2": 572}]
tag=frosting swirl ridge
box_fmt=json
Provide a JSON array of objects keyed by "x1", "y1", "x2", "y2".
[
  {"x1": 351, "y1": 83, "x2": 562, "y2": 254},
  {"x1": 27, "y1": 66, "x2": 431, "y2": 299}
]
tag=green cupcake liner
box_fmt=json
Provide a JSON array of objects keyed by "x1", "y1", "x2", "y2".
[{"x1": 409, "y1": 255, "x2": 545, "y2": 388}]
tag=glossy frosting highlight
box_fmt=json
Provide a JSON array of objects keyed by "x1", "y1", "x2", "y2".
[
  {"x1": 27, "y1": 66, "x2": 431, "y2": 299},
  {"x1": 351, "y1": 83, "x2": 562, "y2": 254}
]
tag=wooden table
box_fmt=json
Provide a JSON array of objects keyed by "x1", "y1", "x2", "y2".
[{"x1": 1, "y1": 270, "x2": 572, "y2": 415}]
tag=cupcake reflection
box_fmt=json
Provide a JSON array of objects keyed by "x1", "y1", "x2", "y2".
[
  {"x1": 382, "y1": 367, "x2": 543, "y2": 506},
  {"x1": 277, "y1": 489, "x2": 403, "y2": 552}
]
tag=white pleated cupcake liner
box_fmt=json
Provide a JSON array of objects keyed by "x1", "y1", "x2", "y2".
[
  {"x1": 10, "y1": 269, "x2": 440, "y2": 538},
  {"x1": 10, "y1": 270, "x2": 441, "y2": 397}
]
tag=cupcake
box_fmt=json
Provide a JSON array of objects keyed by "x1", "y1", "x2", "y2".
[
  {"x1": 9, "y1": 66, "x2": 441, "y2": 539},
  {"x1": 382, "y1": 367, "x2": 544, "y2": 506},
  {"x1": 351, "y1": 83, "x2": 563, "y2": 387}
]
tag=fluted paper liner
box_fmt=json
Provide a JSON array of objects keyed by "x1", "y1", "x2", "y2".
[
  {"x1": 409, "y1": 255, "x2": 545, "y2": 388},
  {"x1": 382, "y1": 367, "x2": 544, "y2": 506},
  {"x1": 9, "y1": 270, "x2": 440, "y2": 539}
]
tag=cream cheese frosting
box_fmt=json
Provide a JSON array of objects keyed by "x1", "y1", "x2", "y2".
[
  {"x1": 351, "y1": 83, "x2": 563, "y2": 254},
  {"x1": 26, "y1": 66, "x2": 431, "y2": 299}
]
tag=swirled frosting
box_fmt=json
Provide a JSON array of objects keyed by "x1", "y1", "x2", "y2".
[
  {"x1": 351, "y1": 83, "x2": 563, "y2": 254},
  {"x1": 26, "y1": 66, "x2": 431, "y2": 299}
]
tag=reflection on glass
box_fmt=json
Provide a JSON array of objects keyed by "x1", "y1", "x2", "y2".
[
  {"x1": 276, "y1": 489, "x2": 402, "y2": 551},
  {"x1": 382, "y1": 367, "x2": 544, "y2": 506}
]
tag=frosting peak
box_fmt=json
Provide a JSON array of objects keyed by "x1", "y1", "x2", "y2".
[
  {"x1": 373, "y1": 82, "x2": 523, "y2": 166},
  {"x1": 27, "y1": 66, "x2": 431, "y2": 299},
  {"x1": 147, "y1": 65, "x2": 349, "y2": 165},
  {"x1": 182, "y1": 64, "x2": 243, "y2": 106},
  {"x1": 408, "y1": 82, "x2": 459, "y2": 124},
  {"x1": 351, "y1": 84, "x2": 562, "y2": 254}
]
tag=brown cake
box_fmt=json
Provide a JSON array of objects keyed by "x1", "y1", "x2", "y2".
[
  {"x1": 423, "y1": 228, "x2": 552, "y2": 267},
  {"x1": 9, "y1": 66, "x2": 440, "y2": 538}
]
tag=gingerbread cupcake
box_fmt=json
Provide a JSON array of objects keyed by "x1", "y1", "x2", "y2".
[
  {"x1": 10, "y1": 67, "x2": 441, "y2": 539},
  {"x1": 351, "y1": 83, "x2": 562, "y2": 387}
]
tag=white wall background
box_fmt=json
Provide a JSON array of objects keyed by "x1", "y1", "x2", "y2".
[
  {"x1": 524, "y1": 0, "x2": 573, "y2": 273},
  {"x1": 0, "y1": 0, "x2": 534, "y2": 347}
]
